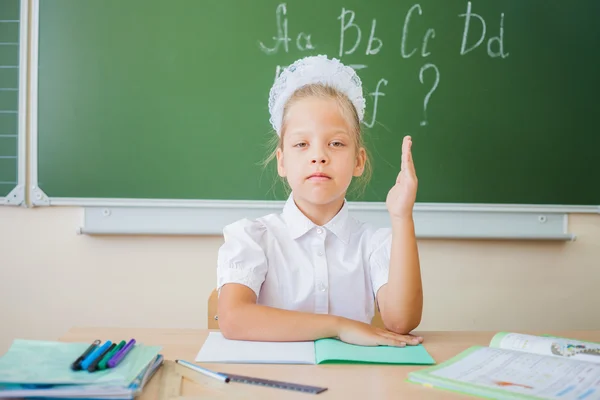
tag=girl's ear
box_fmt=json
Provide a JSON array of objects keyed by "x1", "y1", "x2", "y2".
[
  {"x1": 353, "y1": 147, "x2": 366, "y2": 177},
  {"x1": 276, "y1": 147, "x2": 286, "y2": 177}
]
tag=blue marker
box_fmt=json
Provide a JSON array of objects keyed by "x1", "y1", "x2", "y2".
[{"x1": 80, "y1": 340, "x2": 112, "y2": 371}]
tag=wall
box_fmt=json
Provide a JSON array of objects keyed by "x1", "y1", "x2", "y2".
[{"x1": 1, "y1": 206, "x2": 598, "y2": 354}]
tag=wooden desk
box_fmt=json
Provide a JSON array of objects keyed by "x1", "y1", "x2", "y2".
[{"x1": 59, "y1": 328, "x2": 600, "y2": 399}]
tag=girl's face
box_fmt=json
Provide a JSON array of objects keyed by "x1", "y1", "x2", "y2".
[{"x1": 276, "y1": 96, "x2": 366, "y2": 208}]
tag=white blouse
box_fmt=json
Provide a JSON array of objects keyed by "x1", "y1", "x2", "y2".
[{"x1": 216, "y1": 194, "x2": 392, "y2": 324}]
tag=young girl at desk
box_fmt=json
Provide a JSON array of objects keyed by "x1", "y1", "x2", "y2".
[{"x1": 216, "y1": 55, "x2": 423, "y2": 347}]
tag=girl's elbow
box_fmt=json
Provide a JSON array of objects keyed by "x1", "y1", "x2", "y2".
[
  {"x1": 217, "y1": 317, "x2": 234, "y2": 339},
  {"x1": 216, "y1": 308, "x2": 245, "y2": 340},
  {"x1": 218, "y1": 316, "x2": 244, "y2": 340},
  {"x1": 386, "y1": 323, "x2": 415, "y2": 335},
  {"x1": 384, "y1": 315, "x2": 422, "y2": 335}
]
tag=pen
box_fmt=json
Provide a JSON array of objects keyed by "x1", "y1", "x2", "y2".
[
  {"x1": 80, "y1": 340, "x2": 112, "y2": 371},
  {"x1": 88, "y1": 343, "x2": 115, "y2": 372},
  {"x1": 98, "y1": 340, "x2": 126, "y2": 370},
  {"x1": 175, "y1": 359, "x2": 230, "y2": 383},
  {"x1": 107, "y1": 338, "x2": 136, "y2": 368},
  {"x1": 70, "y1": 340, "x2": 101, "y2": 370}
]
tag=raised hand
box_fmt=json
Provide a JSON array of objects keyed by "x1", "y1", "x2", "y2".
[{"x1": 386, "y1": 136, "x2": 418, "y2": 221}]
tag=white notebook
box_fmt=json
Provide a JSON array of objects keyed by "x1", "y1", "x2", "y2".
[{"x1": 195, "y1": 332, "x2": 315, "y2": 364}]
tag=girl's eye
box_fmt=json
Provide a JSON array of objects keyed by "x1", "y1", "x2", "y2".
[
  {"x1": 294, "y1": 142, "x2": 307, "y2": 148},
  {"x1": 330, "y1": 141, "x2": 345, "y2": 147}
]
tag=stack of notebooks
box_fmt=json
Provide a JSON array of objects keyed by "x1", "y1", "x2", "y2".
[{"x1": 0, "y1": 339, "x2": 162, "y2": 399}]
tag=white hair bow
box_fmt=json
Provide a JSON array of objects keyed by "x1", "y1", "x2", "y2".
[{"x1": 268, "y1": 55, "x2": 366, "y2": 136}]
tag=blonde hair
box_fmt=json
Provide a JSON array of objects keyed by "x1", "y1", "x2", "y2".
[{"x1": 262, "y1": 83, "x2": 372, "y2": 197}]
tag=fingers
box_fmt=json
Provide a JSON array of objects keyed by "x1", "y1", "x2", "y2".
[
  {"x1": 375, "y1": 330, "x2": 424, "y2": 347},
  {"x1": 397, "y1": 136, "x2": 415, "y2": 183},
  {"x1": 404, "y1": 136, "x2": 415, "y2": 173},
  {"x1": 375, "y1": 336, "x2": 407, "y2": 347},
  {"x1": 401, "y1": 136, "x2": 411, "y2": 172}
]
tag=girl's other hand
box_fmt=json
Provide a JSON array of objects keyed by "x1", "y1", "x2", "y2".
[{"x1": 336, "y1": 317, "x2": 423, "y2": 347}]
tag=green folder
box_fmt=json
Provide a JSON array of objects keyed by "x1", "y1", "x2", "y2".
[{"x1": 314, "y1": 338, "x2": 435, "y2": 365}]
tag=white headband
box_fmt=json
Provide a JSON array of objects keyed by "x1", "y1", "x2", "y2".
[{"x1": 268, "y1": 55, "x2": 366, "y2": 136}]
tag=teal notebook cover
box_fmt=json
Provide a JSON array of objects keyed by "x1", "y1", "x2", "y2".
[{"x1": 315, "y1": 338, "x2": 435, "y2": 365}]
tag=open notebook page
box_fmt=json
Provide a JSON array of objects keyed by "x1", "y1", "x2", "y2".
[
  {"x1": 195, "y1": 332, "x2": 315, "y2": 364},
  {"x1": 491, "y1": 332, "x2": 600, "y2": 364},
  {"x1": 412, "y1": 346, "x2": 600, "y2": 400}
]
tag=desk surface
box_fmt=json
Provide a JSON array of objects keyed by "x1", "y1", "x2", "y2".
[{"x1": 59, "y1": 328, "x2": 600, "y2": 399}]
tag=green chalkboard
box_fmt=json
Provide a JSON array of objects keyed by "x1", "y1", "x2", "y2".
[
  {"x1": 36, "y1": 0, "x2": 600, "y2": 205},
  {"x1": 0, "y1": 0, "x2": 20, "y2": 199}
]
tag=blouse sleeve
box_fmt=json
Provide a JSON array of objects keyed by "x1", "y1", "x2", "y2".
[
  {"x1": 216, "y1": 218, "x2": 268, "y2": 298},
  {"x1": 368, "y1": 227, "x2": 392, "y2": 298}
]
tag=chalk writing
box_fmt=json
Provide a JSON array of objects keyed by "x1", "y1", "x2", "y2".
[
  {"x1": 260, "y1": 2, "x2": 508, "y2": 129},
  {"x1": 296, "y1": 32, "x2": 315, "y2": 51},
  {"x1": 259, "y1": 3, "x2": 290, "y2": 54},
  {"x1": 459, "y1": 1, "x2": 509, "y2": 58},
  {"x1": 419, "y1": 63, "x2": 440, "y2": 126},
  {"x1": 364, "y1": 79, "x2": 388, "y2": 128},
  {"x1": 366, "y1": 19, "x2": 383, "y2": 56},
  {"x1": 401, "y1": 4, "x2": 422, "y2": 59},
  {"x1": 422, "y1": 28, "x2": 435, "y2": 57},
  {"x1": 338, "y1": 8, "x2": 362, "y2": 58},
  {"x1": 259, "y1": 3, "x2": 315, "y2": 54}
]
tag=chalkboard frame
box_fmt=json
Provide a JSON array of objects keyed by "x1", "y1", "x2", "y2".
[
  {"x1": 26, "y1": 0, "x2": 598, "y2": 238},
  {"x1": 0, "y1": 0, "x2": 27, "y2": 206}
]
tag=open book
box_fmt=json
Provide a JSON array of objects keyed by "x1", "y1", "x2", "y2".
[
  {"x1": 196, "y1": 332, "x2": 435, "y2": 365},
  {"x1": 408, "y1": 332, "x2": 600, "y2": 400}
]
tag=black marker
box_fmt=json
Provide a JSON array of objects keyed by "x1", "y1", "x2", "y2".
[{"x1": 71, "y1": 339, "x2": 101, "y2": 371}]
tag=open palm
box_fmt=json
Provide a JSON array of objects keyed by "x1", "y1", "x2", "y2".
[{"x1": 386, "y1": 136, "x2": 418, "y2": 220}]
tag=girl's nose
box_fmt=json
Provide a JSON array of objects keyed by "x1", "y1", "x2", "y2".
[{"x1": 310, "y1": 146, "x2": 329, "y2": 164}]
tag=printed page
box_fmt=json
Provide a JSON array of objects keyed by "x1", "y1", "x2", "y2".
[
  {"x1": 195, "y1": 332, "x2": 315, "y2": 364},
  {"x1": 491, "y1": 332, "x2": 600, "y2": 364},
  {"x1": 430, "y1": 347, "x2": 600, "y2": 399}
]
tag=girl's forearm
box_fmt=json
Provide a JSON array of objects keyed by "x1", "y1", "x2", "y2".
[
  {"x1": 218, "y1": 303, "x2": 343, "y2": 341},
  {"x1": 379, "y1": 217, "x2": 423, "y2": 334}
]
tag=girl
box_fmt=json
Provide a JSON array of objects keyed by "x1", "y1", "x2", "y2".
[{"x1": 216, "y1": 55, "x2": 423, "y2": 347}]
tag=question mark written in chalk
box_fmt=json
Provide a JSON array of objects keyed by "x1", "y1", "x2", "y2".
[{"x1": 419, "y1": 63, "x2": 440, "y2": 126}]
